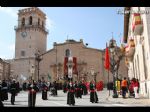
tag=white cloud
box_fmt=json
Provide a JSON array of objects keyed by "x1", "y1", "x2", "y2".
[{"x1": 0, "y1": 7, "x2": 17, "y2": 18}]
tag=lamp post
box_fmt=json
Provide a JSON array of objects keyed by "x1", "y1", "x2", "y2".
[
  {"x1": 109, "y1": 38, "x2": 118, "y2": 98},
  {"x1": 35, "y1": 51, "x2": 42, "y2": 82}
]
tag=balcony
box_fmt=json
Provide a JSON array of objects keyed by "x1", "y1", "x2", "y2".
[
  {"x1": 125, "y1": 39, "x2": 135, "y2": 61},
  {"x1": 133, "y1": 24, "x2": 143, "y2": 36},
  {"x1": 132, "y1": 13, "x2": 143, "y2": 36}
]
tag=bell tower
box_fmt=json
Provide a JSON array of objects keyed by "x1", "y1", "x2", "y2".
[
  {"x1": 12, "y1": 7, "x2": 48, "y2": 82},
  {"x1": 15, "y1": 7, "x2": 48, "y2": 59}
]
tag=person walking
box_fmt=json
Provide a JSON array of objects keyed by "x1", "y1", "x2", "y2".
[
  {"x1": 53, "y1": 81, "x2": 58, "y2": 96},
  {"x1": 74, "y1": 81, "x2": 82, "y2": 98},
  {"x1": 82, "y1": 80, "x2": 88, "y2": 95},
  {"x1": 10, "y1": 79, "x2": 17, "y2": 105},
  {"x1": 1, "y1": 80, "x2": 8, "y2": 101},
  {"x1": 133, "y1": 78, "x2": 139, "y2": 99},
  {"x1": 67, "y1": 81, "x2": 75, "y2": 106},
  {"x1": 28, "y1": 80, "x2": 39, "y2": 107},
  {"x1": 41, "y1": 81, "x2": 48, "y2": 100},
  {"x1": 121, "y1": 77, "x2": 128, "y2": 98},
  {"x1": 0, "y1": 80, "x2": 4, "y2": 107},
  {"x1": 89, "y1": 80, "x2": 98, "y2": 103},
  {"x1": 22, "y1": 81, "x2": 27, "y2": 91}
]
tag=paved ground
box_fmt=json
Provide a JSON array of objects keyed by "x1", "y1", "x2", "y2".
[{"x1": 2, "y1": 88, "x2": 150, "y2": 107}]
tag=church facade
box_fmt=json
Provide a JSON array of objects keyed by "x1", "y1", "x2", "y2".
[{"x1": 8, "y1": 7, "x2": 128, "y2": 86}]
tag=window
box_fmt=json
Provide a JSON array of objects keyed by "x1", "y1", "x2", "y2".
[
  {"x1": 21, "y1": 51, "x2": 25, "y2": 57},
  {"x1": 22, "y1": 18, "x2": 25, "y2": 26},
  {"x1": 65, "y1": 49, "x2": 71, "y2": 57},
  {"x1": 38, "y1": 18, "x2": 40, "y2": 26},
  {"x1": 29, "y1": 16, "x2": 32, "y2": 25}
]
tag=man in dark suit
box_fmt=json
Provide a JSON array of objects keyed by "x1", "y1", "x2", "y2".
[{"x1": 10, "y1": 79, "x2": 17, "y2": 105}]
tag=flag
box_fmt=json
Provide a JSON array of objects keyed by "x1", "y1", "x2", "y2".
[
  {"x1": 47, "y1": 73, "x2": 51, "y2": 80},
  {"x1": 73, "y1": 57, "x2": 77, "y2": 74},
  {"x1": 64, "y1": 57, "x2": 68, "y2": 75},
  {"x1": 104, "y1": 43, "x2": 110, "y2": 70},
  {"x1": 132, "y1": 13, "x2": 142, "y2": 32}
]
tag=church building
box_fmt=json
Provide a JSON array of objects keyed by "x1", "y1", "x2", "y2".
[{"x1": 9, "y1": 7, "x2": 128, "y2": 86}]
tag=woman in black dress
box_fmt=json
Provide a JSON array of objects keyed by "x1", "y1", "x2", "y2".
[
  {"x1": 67, "y1": 81, "x2": 75, "y2": 106},
  {"x1": 89, "y1": 80, "x2": 98, "y2": 103}
]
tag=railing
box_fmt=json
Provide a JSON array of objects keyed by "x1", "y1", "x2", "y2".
[{"x1": 14, "y1": 23, "x2": 49, "y2": 34}]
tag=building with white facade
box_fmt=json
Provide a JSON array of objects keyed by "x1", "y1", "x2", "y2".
[{"x1": 123, "y1": 7, "x2": 150, "y2": 98}]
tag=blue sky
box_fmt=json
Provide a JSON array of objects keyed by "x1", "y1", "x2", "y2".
[{"x1": 0, "y1": 7, "x2": 124, "y2": 59}]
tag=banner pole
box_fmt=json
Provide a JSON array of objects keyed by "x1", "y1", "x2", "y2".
[{"x1": 108, "y1": 70, "x2": 110, "y2": 96}]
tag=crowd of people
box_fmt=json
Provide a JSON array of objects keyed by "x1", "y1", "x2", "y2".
[
  {"x1": 0, "y1": 76, "x2": 140, "y2": 107},
  {"x1": 116, "y1": 77, "x2": 140, "y2": 99}
]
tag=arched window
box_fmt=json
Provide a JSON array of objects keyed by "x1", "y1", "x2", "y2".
[
  {"x1": 22, "y1": 18, "x2": 25, "y2": 26},
  {"x1": 29, "y1": 16, "x2": 32, "y2": 25},
  {"x1": 38, "y1": 18, "x2": 40, "y2": 26},
  {"x1": 65, "y1": 49, "x2": 71, "y2": 57}
]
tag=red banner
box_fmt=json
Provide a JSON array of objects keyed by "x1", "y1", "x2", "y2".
[
  {"x1": 104, "y1": 44, "x2": 110, "y2": 70},
  {"x1": 132, "y1": 13, "x2": 142, "y2": 31},
  {"x1": 73, "y1": 57, "x2": 77, "y2": 74},
  {"x1": 64, "y1": 57, "x2": 68, "y2": 75}
]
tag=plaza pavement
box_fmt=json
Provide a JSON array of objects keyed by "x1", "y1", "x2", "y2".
[{"x1": 2, "y1": 88, "x2": 150, "y2": 107}]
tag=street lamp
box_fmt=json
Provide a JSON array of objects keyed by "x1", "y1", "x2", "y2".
[
  {"x1": 35, "y1": 51, "x2": 42, "y2": 82},
  {"x1": 109, "y1": 38, "x2": 118, "y2": 98}
]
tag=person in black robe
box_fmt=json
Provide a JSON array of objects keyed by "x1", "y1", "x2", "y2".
[
  {"x1": 75, "y1": 81, "x2": 82, "y2": 98},
  {"x1": 28, "y1": 80, "x2": 39, "y2": 107},
  {"x1": 10, "y1": 79, "x2": 17, "y2": 105},
  {"x1": 89, "y1": 81, "x2": 98, "y2": 103},
  {"x1": 63, "y1": 81, "x2": 68, "y2": 93},
  {"x1": 1, "y1": 80, "x2": 8, "y2": 101},
  {"x1": 41, "y1": 82, "x2": 48, "y2": 100},
  {"x1": 82, "y1": 81, "x2": 88, "y2": 95},
  {"x1": 67, "y1": 81, "x2": 75, "y2": 106},
  {"x1": 0, "y1": 81, "x2": 4, "y2": 107},
  {"x1": 22, "y1": 82, "x2": 27, "y2": 91},
  {"x1": 53, "y1": 81, "x2": 58, "y2": 96}
]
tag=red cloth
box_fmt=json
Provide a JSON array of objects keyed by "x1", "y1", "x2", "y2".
[
  {"x1": 29, "y1": 90, "x2": 36, "y2": 94},
  {"x1": 69, "y1": 90, "x2": 74, "y2": 92},
  {"x1": 73, "y1": 57, "x2": 77, "y2": 74},
  {"x1": 64, "y1": 57, "x2": 68, "y2": 75},
  {"x1": 85, "y1": 82, "x2": 90, "y2": 91},
  {"x1": 90, "y1": 90, "x2": 96, "y2": 92},
  {"x1": 133, "y1": 82, "x2": 139, "y2": 87},
  {"x1": 104, "y1": 45, "x2": 110, "y2": 70},
  {"x1": 96, "y1": 81, "x2": 103, "y2": 91}
]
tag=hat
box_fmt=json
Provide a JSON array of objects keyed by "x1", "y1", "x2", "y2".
[{"x1": 12, "y1": 79, "x2": 16, "y2": 82}]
